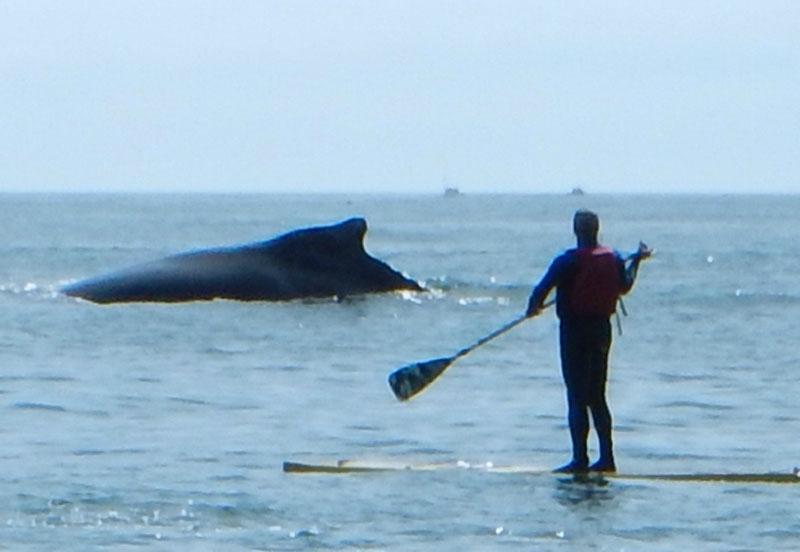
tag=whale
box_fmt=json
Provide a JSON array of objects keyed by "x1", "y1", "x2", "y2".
[{"x1": 62, "y1": 217, "x2": 423, "y2": 304}]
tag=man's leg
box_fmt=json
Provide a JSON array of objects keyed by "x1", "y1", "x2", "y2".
[
  {"x1": 555, "y1": 322, "x2": 590, "y2": 472},
  {"x1": 588, "y1": 320, "x2": 615, "y2": 472}
]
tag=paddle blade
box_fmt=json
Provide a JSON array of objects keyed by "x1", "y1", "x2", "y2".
[{"x1": 388, "y1": 357, "x2": 453, "y2": 401}]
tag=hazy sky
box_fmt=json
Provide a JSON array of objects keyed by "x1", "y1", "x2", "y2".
[{"x1": 1, "y1": 1, "x2": 798, "y2": 194}]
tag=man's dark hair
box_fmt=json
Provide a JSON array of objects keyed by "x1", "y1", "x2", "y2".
[{"x1": 573, "y1": 209, "x2": 599, "y2": 239}]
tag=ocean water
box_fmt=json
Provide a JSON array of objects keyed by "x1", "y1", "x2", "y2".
[{"x1": 0, "y1": 193, "x2": 798, "y2": 551}]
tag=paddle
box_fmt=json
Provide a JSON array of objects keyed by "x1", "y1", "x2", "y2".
[{"x1": 388, "y1": 302, "x2": 553, "y2": 402}]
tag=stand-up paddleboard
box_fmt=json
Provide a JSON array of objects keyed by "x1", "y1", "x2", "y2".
[{"x1": 282, "y1": 460, "x2": 800, "y2": 484}]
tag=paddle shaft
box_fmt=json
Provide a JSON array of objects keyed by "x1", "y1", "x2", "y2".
[
  {"x1": 452, "y1": 316, "x2": 526, "y2": 359},
  {"x1": 451, "y1": 299, "x2": 555, "y2": 361}
]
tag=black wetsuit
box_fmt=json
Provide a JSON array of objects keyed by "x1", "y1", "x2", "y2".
[
  {"x1": 559, "y1": 315, "x2": 613, "y2": 468},
  {"x1": 528, "y1": 245, "x2": 640, "y2": 470}
]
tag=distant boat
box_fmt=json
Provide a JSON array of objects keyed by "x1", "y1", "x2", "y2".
[
  {"x1": 444, "y1": 187, "x2": 462, "y2": 197},
  {"x1": 570, "y1": 187, "x2": 586, "y2": 196}
]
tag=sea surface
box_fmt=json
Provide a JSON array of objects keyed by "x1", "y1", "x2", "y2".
[{"x1": 0, "y1": 193, "x2": 798, "y2": 551}]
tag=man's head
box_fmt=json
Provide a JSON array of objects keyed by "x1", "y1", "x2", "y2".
[{"x1": 573, "y1": 209, "x2": 599, "y2": 244}]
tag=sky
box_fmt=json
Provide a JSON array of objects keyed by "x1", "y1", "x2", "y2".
[{"x1": 1, "y1": 1, "x2": 798, "y2": 194}]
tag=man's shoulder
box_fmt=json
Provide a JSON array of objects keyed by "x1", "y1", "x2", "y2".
[
  {"x1": 552, "y1": 248, "x2": 576, "y2": 260},
  {"x1": 550, "y1": 248, "x2": 578, "y2": 270}
]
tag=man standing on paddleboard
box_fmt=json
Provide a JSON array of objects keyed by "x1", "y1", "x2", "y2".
[{"x1": 526, "y1": 210, "x2": 651, "y2": 474}]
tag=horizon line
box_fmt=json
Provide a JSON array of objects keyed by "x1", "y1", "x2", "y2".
[{"x1": 1, "y1": 189, "x2": 798, "y2": 197}]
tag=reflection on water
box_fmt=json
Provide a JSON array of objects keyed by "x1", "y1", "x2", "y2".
[{"x1": 553, "y1": 475, "x2": 615, "y2": 508}]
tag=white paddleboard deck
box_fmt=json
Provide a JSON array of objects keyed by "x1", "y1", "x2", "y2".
[{"x1": 283, "y1": 459, "x2": 800, "y2": 484}]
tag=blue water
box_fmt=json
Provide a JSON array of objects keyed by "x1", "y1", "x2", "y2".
[{"x1": 1, "y1": 193, "x2": 798, "y2": 550}]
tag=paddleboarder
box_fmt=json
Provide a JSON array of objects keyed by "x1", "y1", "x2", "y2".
[{"x1": 526, "y1": 210, "x2": 651, "y2": 473}]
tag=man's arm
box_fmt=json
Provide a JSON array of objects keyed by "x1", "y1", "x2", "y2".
[
  {"x1": 620, "y1": 241, "x2": 652, "y2": 294},
  {"x1": 526, "y1": 254, "x2": 568, "y2": 317}
]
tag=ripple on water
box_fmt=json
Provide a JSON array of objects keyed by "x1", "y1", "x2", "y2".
[
  {"x1": 657, "y1": 400, "x2": 734, "y2": 412},
  {"x1": 13, "y1": 402, "x2": 67, "y2": 412}
]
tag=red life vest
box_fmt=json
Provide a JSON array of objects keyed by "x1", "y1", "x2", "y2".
[{"x1": 567, "y1": 246, "x2": 622, "y2": 317}]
